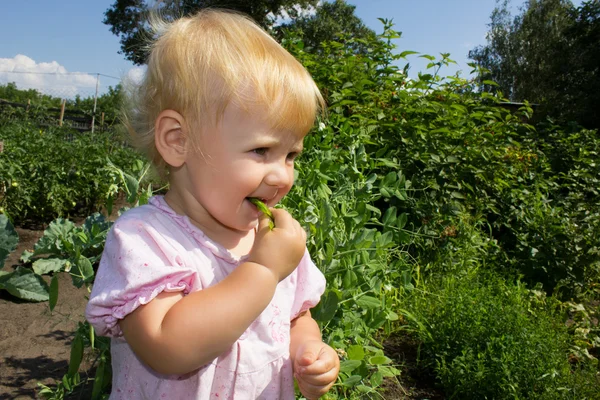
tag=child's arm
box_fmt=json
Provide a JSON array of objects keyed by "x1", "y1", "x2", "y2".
[
  {"x1": 290, "y1": 311, "x2": 340, "y2": 399},
  {"x1": 119, "y1": 209, "x2": 306, "y2": 375}
]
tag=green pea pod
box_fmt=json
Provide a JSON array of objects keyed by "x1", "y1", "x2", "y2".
[{"x1": 248, "y1": 198, "x2": 275, "y2": 230}]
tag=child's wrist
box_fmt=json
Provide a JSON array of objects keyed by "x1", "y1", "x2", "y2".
[{"x1": 242, "y1": 261, "x2": 280, "y2": 284}]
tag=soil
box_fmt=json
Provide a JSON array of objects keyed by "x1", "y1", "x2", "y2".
[
  {"x1": 0, "y1": 227, "x2": 90, "y2": 400},
  {"x1": 0, "y1": 205, "x2": 446, "y2": 399},
  {"x1": 382, "y1": 335, "x2": 446, "y2": 400}
]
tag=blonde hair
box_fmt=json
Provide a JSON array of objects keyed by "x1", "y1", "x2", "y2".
[{"x1": 125, "y1": 8, "x2": 325, "y2": 172}]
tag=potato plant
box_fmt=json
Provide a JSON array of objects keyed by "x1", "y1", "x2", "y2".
[{"x1": 0, "y1": 120, "x2": 141, "y2": 224}]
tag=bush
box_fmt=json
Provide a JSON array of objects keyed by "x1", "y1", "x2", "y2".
[{"x1": 406, "y1": 271, "x2": 586, "y2": 399}]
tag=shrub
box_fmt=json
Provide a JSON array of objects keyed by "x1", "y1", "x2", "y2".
[{"x1": 407, "y1": 271, "x2": 578, "y2": 399}]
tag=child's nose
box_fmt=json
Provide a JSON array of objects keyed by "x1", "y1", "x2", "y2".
[{"x1": 264, "y1": 161, "x2": 292, "y2": 188}]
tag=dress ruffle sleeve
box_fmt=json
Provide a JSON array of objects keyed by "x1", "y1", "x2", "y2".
[
  {"x1": 85, "y1": 214, "x2": 202, "y2": 337},
  {"x1": 290, "y1": 250, "x2": 326, "y2": 320}
]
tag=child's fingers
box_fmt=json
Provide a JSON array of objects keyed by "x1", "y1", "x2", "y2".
[
  {"x1": 296, "y1": 340, "x2": 323, "y2": 367},
  {"x1": 296, "y1": 345, "x2": 339, "y2": 375},
  {"x1": 297, "y1": 358, "x2": 335, "y2": 378},
  {"x1": 269, "y1": 208, "x2": 294, "y2": 229},
  {"x1": 256, "y1": 212, "x2": 273, "y2": 232},
  {"x1": 297, "y1": 364, "x2": 339, "y2": 385},
  {"x1": 270, "y1": 209, "x2": 306, "y2": 241},
  {"x1": 296, "y1": 369, "x2": 338, "y2": 399}
]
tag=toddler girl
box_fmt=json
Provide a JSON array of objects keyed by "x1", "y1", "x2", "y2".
[{"x1": 85, "y1": 9, "x2": 340, "y2": 400}]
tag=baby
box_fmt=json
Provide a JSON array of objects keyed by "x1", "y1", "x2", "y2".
[{"x1": 85, "y1": 8, "x2": 340, "y2": 400}]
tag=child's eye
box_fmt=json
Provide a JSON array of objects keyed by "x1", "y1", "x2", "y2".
[{"x1": 253, "y1": 148, "x2": 268, "y2": 156}]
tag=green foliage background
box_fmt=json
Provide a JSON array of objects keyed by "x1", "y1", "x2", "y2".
[{"x1": 0, "y1": 13, "x2": 599, "y2": 400}]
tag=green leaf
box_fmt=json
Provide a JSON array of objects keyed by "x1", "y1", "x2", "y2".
[
  {"x1": 356, "y1": 295, "x2": 380, "y2": 310},
  {"x1": 347, "y1": 345, "x2": 365, "y2": 361},
  {"x1": 71, "y1": 256, "x2": 94, "y2": 288},
  {"x1": 383, "y1": 172, "x2": 397, "y2": 186},
  {"x1": 379, "y1": 187, "x2": 391, "y2": 198},
  {"x1": 32, "y1": 258, "x2": 66, "y2": 275},
  {"x1": 0, "y1": 267, "x2": 49, "y2": 302},
  {"x1": 342, "y1": 270, "x2": 357, "y2": 289},
  {"x1": 399, "y1": 50, "x2": 419, "y2": 58},
  {"x1": 68, "y1": 332, "x2": 84, "y2": 377},
  {"x1": 378, "y1": 366, "x2": 401, "y2": 377},
  {"x1": 370, "y1": 370, "x2": 384, "y2": 387},
  {"x1": 312, "y1": 290, "x2": 339, "y2": 323},
  {"x1": 0, "y1": 214, "x2": 18, "y2": 267},
  {"x1": 382, "y1": 206, "x2": 397, "y2": 226},
  {"x1": 33, "y1": 218, "x2": 76, "y2": 257},
  {"x1": 376, "y1": 231, "x2": 393, "y2": 247},
  {"x1": 397, "y1": 213, "x2": 408, "y2": 229},
  {"x1": 49, "y1": 274, "x2": 59, "y2": 312},
  {"x1": 398, "y1": 231, "x2": 411, "y2": 244},
  {"x1": 369, "y1": 355, "x2": 392, "y2": 365},
  {"x1": 375, "y1": 158, "x2": 399, "y2": 168},
  {"x1": 123, "y1": 172, "x2": 140, "y2": 204},
  {"x1": 63, "y1": 374, "x2": 71, "y2": 391},
  {"x1": 342, "y1": 375, "x2": 363, "y2": 387},
  {"x1": 340, "y1": 360, "x2": 362, "y2": 373},
  {"x1": 20, "y1": 250, "x2": 34, "y2": 264}
]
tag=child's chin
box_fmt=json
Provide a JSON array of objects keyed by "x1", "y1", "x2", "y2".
[{"x1": 236, "y1": 216, "x2": 260, "y2": 232}]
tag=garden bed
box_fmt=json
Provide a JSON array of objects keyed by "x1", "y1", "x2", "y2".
[{"x1": 0, "y1": 227, "x2": 90, "y2": 399}]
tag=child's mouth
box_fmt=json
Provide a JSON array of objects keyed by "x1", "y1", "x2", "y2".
[
  {"x1": 247, "y1": 197, "x2": 267, "y2": 207},
  {"x1": 247, "y1": 198, "x2": 275, "y2": 229}
]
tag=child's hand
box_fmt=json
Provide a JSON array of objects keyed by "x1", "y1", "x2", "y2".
[
  {"x1": 248, "y1": 208, "x2": 306, "y2": 282},
  {"x1": 294, "y1": 340, "x2": 340, "y2": 399}
]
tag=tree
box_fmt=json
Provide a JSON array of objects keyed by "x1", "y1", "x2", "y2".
[
  {"x1": 104, "y1": 0, "x2": 319, "y2": 65},
  {"x1": 561, "y1": 0, "x2": 600, "y2": 129},
  {"x1": 469, "y1": 0, "x2": 600, "y2": 130},
  {"x1": 469, "y1": 0, "x2": 575, "y2": 101},
  {"x1": 274, "y1": 0, "x2": 378, "y2": 53}
]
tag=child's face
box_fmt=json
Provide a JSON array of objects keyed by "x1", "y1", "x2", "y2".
[{"x1": 179, "y1": 104, "x2": 304, "y2": 234}]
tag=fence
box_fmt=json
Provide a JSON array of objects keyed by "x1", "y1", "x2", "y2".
[
  {"x1": 0, "y1": 69, "x2": 124, "y2": 132},
  {"x1": 0, "y1": 98, "x2": 114, "y2": 133},
  {"x1": 0, "y1": 69, "x2": 121, "y2": 100}
]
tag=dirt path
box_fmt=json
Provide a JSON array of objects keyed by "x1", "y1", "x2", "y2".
[{"x1": 0, "y1": 227, "x2": 90, "y2": 399}]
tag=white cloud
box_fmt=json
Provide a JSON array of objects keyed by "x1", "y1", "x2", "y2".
[
  {"x1": 125, "y1": 66, "x2": 146, "y2": 86},
  {"x1": 0, "y1": 55, "x2": 99, "y2": 98},
  {"x1": 270, "y1": 1, "x2": 320, "y2": 26},
  {"x1": 121, "y1": 66, "x2": 147, "y2": 101}
]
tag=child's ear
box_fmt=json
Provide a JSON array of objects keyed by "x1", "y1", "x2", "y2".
[{"x1": 155, "y1": 110, "x2": 187, "y2": 168}]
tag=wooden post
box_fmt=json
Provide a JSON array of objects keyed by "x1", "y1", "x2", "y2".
[
  {"x1": 0, "y1": 141, "x2": 3, "y2": 153},
  {"x1": 26, "y1": 99, "x2": 30, "y2": 112},
  {"x1": 101, "y1": 112, "x2": 105, "y2": 128},
  {"x1": 59, "y1": 99, "x2": 66, "y2": 127},
  {"x1": 91, "y1": 73, "x2": 99, "y2": 133}
]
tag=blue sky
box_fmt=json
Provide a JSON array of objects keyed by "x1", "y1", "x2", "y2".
[{"x1": 0, "y1": 0, "x2": 584, "y2": 98}]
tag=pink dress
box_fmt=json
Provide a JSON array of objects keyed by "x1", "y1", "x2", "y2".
[{"x1": 85, "y1": 196, "x2": 326, "y2": 400}]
